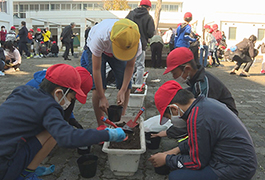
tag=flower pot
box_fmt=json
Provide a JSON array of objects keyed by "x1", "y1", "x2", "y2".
[
  {"x1": 107, "y1": 105, "x2": 123, "y2": 122},
  {"x1": 102, "y1": 116, "x2": 146, "y2": 176},
  {"x1": 145, "y1": 132, "x2": 161, "y2": 150},
  {"x1": 77, "y1": 154, "x2": 98, "y2": 178},
  {"x1": 128, "y1": 85, "x2": 148, "y2": 108},
  {"x1": 154, "y1": 165, "x2": 170, "y2": 175}
]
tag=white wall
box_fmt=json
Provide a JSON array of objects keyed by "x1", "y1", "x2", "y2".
[{"x1": 0, "y1": 0, "x2": 14, "y2": 29}]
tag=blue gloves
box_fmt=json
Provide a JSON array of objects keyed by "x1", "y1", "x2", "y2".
[
  {"x1": 35, "y1": 165, "x2": 55, "y2": 176},
  {"x1": 106, "y1": 128, "x2": 126, "y2": 142}
]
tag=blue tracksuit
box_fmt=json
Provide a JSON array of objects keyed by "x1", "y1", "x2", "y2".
[{"x1": 174, "y1": 23, "x2": 196, "y2": 48}]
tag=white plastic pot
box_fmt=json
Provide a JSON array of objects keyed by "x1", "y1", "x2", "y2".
[
  {"x1": 128, "y1": 85, "x2": 148, "y2": 108},
  {"x1": 102, "y1": 116, "x2": 146, "y2": 176}
]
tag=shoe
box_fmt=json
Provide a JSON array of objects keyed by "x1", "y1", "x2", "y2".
[
  {"x1": 230, "y1": 71, "x2": 236, "y2": 75},
  {"x1": 261, "y1": 69, "x2": 265, "y2": 74},
  {"x1": 239, "y1": 72, "x2": 249, "y2": 77},
  {"x1": 15, "y1": 172, "x2": 43, "y2": 180},
  {"x1": 0, "y1": 71, "x2": 5, "y2": 76},
  {"x1": 15, "y1": 68, "x2": 20, "y2": 71},
  {"x1": 64, "y1": 58, "x2": 71, "y2": 60},
  {"x1": 30, "y1": 54, "x2": 33, "y2": 58},
  {"x1": 26, "y1": 56, "x2": 31, "y2": 59}
]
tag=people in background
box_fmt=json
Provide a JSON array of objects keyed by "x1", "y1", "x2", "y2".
[
  {"x1": 18, "y1": 21, "x2": 32, "y2": 59},
  {"x1": 199, "y1": 25, "x2": 211, "y2": 67},
  {"x1": 0, "y1": 26, "x2": 7, "y2": 47},
  {"x1": 50, "y1": 41, "x2": 59, "y2": 57},
  {"x1": 0, "y1": 46, "x2": 5, "y2": 76},
  {"x1": 3, "y1": 41, "x2": 22, "y2": 71},
  {"x1": 34, "y1": 28, "x2": 43, "y2": 58},
  {"x1": 150, "y1": 33, "x2": 164, "y2": 68},
  {"x1": 61, "y1": 22, "x2": 75, "y2": 61},
  {"x1": 42, "y1": 27, "x2": 51, "y2": 48},
  {"x1": 5, "y1": 26, "x2": 17, "y2": 46}
]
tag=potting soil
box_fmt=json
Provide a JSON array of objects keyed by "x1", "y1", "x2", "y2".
[
  {"x1": 109, "y1": 122, "x2": 141, "y2": 149},
  {"x1": 131, "y1": 87, "x2": 145, "y2": 94}
]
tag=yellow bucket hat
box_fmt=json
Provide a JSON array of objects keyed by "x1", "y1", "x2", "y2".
[{"x1": 110, "y1": 19, "x2": 140, "y2": 61}]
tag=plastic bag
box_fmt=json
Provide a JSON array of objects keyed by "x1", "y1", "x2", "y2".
[{"x1": 144, "y1": 115, "x2": 173, "y2": 132}]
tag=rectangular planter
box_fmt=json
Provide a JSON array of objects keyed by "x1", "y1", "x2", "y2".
[
  {"x1": 102, "y1": 116, "x2": 146, "y2": 176},
  {"x1": 128, "y1": 85, "x2": 148, "y2": 108}
]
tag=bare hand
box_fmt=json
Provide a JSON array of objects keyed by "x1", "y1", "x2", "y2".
[
  {"x1": 151, "y1": 131, "x2": 167, "y2": 138},
  {"x1": 99, "y1": 96, "x2": 109, "y2": 114},
  {"x1": 148, "y1": 153, "x2": 167, "y2": 167},
  {"x1": 117, "y1": 90, "x2": 125, "y2": 106},
  {"x1": 60, "y1": 37, "x2": 63, "y2": 40}
]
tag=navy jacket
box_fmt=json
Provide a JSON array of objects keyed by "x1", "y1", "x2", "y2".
[
  {"x1": 126, "y1": 7, "x2": 155, "y2": 51},
  {"x1": 0, "y1": 86, "x2": 109, "y2": 162},
  {"x1": 166, "y1": 95, "x2": 257, "y2": 180},
  {"x1": 61, "y1": 25, "x2": 73, "y2": 43},
  {"x1": 174, "y1": 23, "x2": 196, "y2": 48},
  {"x1": 18, "y1": 26, "x2": 28, "y2": 43}
]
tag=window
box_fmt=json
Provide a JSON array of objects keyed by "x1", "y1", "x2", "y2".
[
  {"x1": 258, "y1": 29, "x2": 265, "y2": 41},
  {"x1": 61, "y1": 4, "x2": 70, "y2": 10},
  {"x1": 30, "y1": 4, "x2": 39, "y2": 11},
  {"x1": 229, "y1": 27, "x2": 237, "y2": 40},
  {"x1": 19, "y1": 4, "x2": 28, "y2": 12},
  {"x1": 72, "y1": 4, "x2": 81, "y2": 10},
  {"x1": 40, "y1": 4, "x2": 49, "y2": 11},
  {"x1": 151, "y1": 4, "x2": 156, "y2": 10},
  {"x1": 0, "y1": 1, "x2": 7, "y2": 13},
  {"x1": 169, "y1": 5, "x2": 178, "y2": 12},
  {"x1": 19, "y1": 13, "x2": 26, "y2": 18},
  {"x1": 51, "y1": 4, "x2": 60, "y2": 10},
  {"x1": 94, "y1": 3, "x2": 100, "y2": 10},
  {"x1": 13, "y1": 4, "x2": 18, "y2": 12}
]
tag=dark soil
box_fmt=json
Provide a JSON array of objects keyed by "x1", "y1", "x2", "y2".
[
  {"x1": 131, "y1": 87, "x2": 145, "y2": 94},
  {"x1": 82, "y1": 160, "x2": 95, "y2": 165},
  {"x1": 109, "y1": 122, "x2": 141, "y2": 149}
]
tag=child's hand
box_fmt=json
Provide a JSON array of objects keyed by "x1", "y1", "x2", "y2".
[
  {"x1": 151, "y1": 131, "x2": 167, "y2": 138},
  {"x1": 148, "y1": 153, "x2": 167, "y2": 167}
]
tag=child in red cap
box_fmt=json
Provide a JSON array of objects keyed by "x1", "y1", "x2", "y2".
[
  {"x1": 0, "y1": 64, "x2": 126, "y2": 180},
  {"x1": 50, "y1": 41, "x2": 59, "y2": 57},
  {"x1": 148, "y1": 80, "x2": 256, "y2": 180}
]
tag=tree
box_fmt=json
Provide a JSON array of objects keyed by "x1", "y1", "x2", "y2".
[
  {"x1": 104, "y1": 0, "x2": 130, "y2": 10},
  {"x1": 154, "y1": 0, "x2": 162, "y2": 31}
]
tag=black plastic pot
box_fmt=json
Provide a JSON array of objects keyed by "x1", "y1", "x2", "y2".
[
  {"x1": 77, "y1": 154, "x2": 98, "y2": 178},
  {"x1": 107, "y1": 105, "x2": 123, "y2": 122},
  {"x1": 77, "y1": 146, "x2": 91, "y2": 155},
  {"x1": 145, "y1": 132, "x2": 161, "y2": 150}
]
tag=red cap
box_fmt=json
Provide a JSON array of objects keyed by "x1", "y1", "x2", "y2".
[
  {"x1": 221, "y1": 46, "x2": 226, "y2": 49},
  {"x1": 204, "y1": 25, "x2": 210, "y2": 29},
  {"x1": 40, "y1": 41, "x2": 44, "y2": 44},
  {"x1": 45, "y1": 64, "x2": 86, "y2": 104},
  {"x1": 140, "y1": 0, "x2": 151, "y2": 7},
  {"x1": 52, "y1": 41, "x2": 56, "y2": 44},
  {"x1": 209, "y1": 28, "x2": 214, "y2": 33},
  {"x1": 212, "y1": 24, "x2": 218, "y2": 31},
  {"x1": 75, "y1": 67, "x2": 93, "y2": 103},
  {"x1": 29, "y1": 29, "x2": 34, "y2": 32},
  {"x1": 184, "y1": 12, "x2": 192, "y2": 19},
  {"x1": 163, "y1": 47, "x2": 194, "y2": 75},
  {"x1": 37, "y1": 28, "x2": 41, "y2": 32},
  {"x1": 155, "y1": 80, "x2": 183, "y2": 124},
  {"x1": 11, "y1": 26, "x2": 15, "y2": 30}
]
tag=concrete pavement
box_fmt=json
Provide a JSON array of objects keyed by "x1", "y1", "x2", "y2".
[{"x1": 0, "y1": 56, "x2": 265, "y2": 180}]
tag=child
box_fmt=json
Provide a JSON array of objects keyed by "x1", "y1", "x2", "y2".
[
  {"x1": 0, "y1": 46, "x2": 5, "y2": 76},
  {"x1": 50, "y1": 41, "x2": 59, "y2": 57},
  {"x1": 40, "y1": 41, "x2": 48, "y2": 57},
  {"x1": 3, "y1": 41, "x2": 21, "y2": 71},
  {"x1": 34, "y1": 28, "x2": 43, "y2": 58},
  {"x1": 0, "y1": 64, "x2": 126, "y2": 180}
]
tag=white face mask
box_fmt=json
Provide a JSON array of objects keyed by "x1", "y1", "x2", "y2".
[
  {"x1": 175, "y1": 67, "x2": 189, "y2": 84},
  {"x1": 54, "y1": 88, "x2": 71, "y2": 110},
  {"x1": 168, "y1": 104, "x2": 186, "y2": 127}
]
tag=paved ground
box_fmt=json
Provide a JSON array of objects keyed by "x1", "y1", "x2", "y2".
[{"x1": 1, "y1": 55, "x2": 265, "y2": 180}]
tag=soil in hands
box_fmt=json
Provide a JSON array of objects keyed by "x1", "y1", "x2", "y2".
[
  {"x1": 131, "y1": 87, "x2": 145, "y2": 94},
  {"x1": 109, "y1": 122, "x2": 141, "y2": 149}
]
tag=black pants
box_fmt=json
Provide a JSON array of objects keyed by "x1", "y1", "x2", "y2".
[
  {"x1": 213, "y1": 47, "x2": 220, "y2": 64},
  {"x1": 18, "y1": 42, "x2": 30, "y2": 57},
  {"x1": 0, "y1": 60, "x2": 4, "y2": 71},
  {"x1": 232, "y1": 53, "x2": 253, "y2": 72},
  {"x1": 70, "y1": 40, "x2": 74, "y2": 55},
  {"x1": 63, "y1": 41, "x2": 71, "y2": 59},
  {"x1": 189, "y1": 45, "x2": 199, "y2": 65},
  {"x1": 151, "y1": 42, "x2": 163, "y2": 68}
]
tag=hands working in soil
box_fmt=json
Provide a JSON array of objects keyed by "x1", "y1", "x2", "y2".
[
  {"x1": 117, "y1": 89, "x2": 126, "y2": 106},
  {"x1": 106, "y1": 127, "x2": 126, "y2": 142}
]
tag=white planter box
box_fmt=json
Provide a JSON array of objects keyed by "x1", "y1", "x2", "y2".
[
  {"x1": 128, "y1": 85, "x2": 147, "y2": 108},
  {"x1": 133, "y1": 72, "x2": 149, "y2": 84},
  {"x1": 102, "y1": 116, "x2": 146, "y2": 176}
]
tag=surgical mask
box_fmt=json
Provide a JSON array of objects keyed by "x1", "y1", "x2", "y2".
[
  {"x1": 175, "y1": 67, "x2": 189, "y2": 84},
  {"x1": 168, "y1": 104, "x2": 186, "y2": 128},
  {"x1": 54, "y1": 88, "x2": 71, "y2": 110}
]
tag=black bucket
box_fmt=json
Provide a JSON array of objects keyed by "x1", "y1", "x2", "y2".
[
  {"x1": 154, "y1": 165, "x2": 170, "y2": 175},
  {"x1": 107, "y1": 105, "x2": 123, "y2": 122},
  {"x1": 77, "y1": 146, "x2": 91, "y2": 155},
  {"x1": 145, "y1": 132, "x2": 161, "y2": 150},
  {"x1": 77, "y1": 154, "x2": 98, "y2": 178}
]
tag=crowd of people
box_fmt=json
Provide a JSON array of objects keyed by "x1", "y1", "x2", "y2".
[{"x1": 0, "y1": 0, "x2": 261, "y2": 179}]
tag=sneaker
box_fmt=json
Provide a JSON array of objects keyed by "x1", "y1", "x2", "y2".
[
  {"x1": 239, "y1": 72, "x2": 249, "y2": 77},
  {"x1": 230, "y1": 71, "x2": 236, "y2": 75},
  {"x1": 261, "y1": 69, "x2": 265, "y2": 74},
  {"x1": 26, "y1": 56, "x2": 31, "y2": 59},
  {"x1": 0, "y1": 71, "x2": 5, "y2": 76},
  {"x1": 24, "y1": 172, "x2": 42, "y2": 180},
  {"x1": 15, "y1": 68, "x2": 20, "y2": 71},
  {"x1": 30, "y1": 54, "x2": 33, "y2": 58}
]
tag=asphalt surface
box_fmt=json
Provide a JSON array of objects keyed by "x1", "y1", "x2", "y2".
[{"x1": 0, "y1": 54, "x2": 265, "y2": 180}]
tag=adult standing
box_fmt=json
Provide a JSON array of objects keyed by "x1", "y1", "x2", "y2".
[
  {"x1": 211, "y1": 24, "x2": 222, "y2": 66},
  {"x1": 150, "y1": 33, "x2": 164, "y2": 68},
  {"x1": 0, "y1": 26, "x2": 7, "y2": 47},
  {"x1": 18, "y1": 21, "x2": 31, "y2": 59},
  {"x1": 86, "y1": 18, "x2": 142, "y2": 128},
  {"x1": 126, "y1": 0, "x2": 155, "y2": 84},
  {"x1": 61, "y1": 22, "x2": 75, "y2": 60}
]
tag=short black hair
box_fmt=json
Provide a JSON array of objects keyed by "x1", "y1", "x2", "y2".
[
  {"x1": 1, "y1": 26, "x2": 5, "y2": 29},
  {"x1": 39, "y1": 78, "x2": 74, "y2": 95},
  {"x1": 164, "y1": 89, "x2": 194, "y2": 114},
  {"x1": 184, "y1": 17, "x2": 192, "y2": 23},
  {"x1": 141, "y1": 5, "x2": 150, "y2": 9},
  {"x1": 249, "y1": 35, "x2": 257, "y2": 42},
  {"x1": 21, "y1": 21, "x2": 26, "y2": 26}
]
